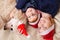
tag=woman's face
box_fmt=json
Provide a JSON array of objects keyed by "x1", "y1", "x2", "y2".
[
  {"x1": 38, "y1": 17, "x2": 52, "y2": 33},
  {"x1": 26, "y1": 8, "x2": 38, "y2": 22}
]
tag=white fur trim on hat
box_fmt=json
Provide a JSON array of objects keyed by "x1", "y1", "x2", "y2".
[
  {"x1": 29, "y1": 14, "x2": 40, "y2": 25},
  {"x1": 17, "y1": 21, "x2": 23, "y2": 26},
  {"x1": 39, "y1": 24, "x2": 54, "y2": 35},
  {"x1": 26, "y1": 35, "x2": 30, "y2": 38}
]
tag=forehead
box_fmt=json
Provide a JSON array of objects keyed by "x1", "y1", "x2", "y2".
[
  {"x1": 26, "y1": 8, "x2": 37, "y2": 16},
  {"x1": 27, "y1": 8, "x2": 36, "y2": 12}
]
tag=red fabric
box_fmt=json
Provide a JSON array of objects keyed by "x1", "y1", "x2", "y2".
[
  {"x1": 29, "y1": 18, "x2": 40, "y2": 28},
  {"x1": 30, "y1": 23, "x2": 38, "y2": 28},
  {"x1": 42, "y1": 29, "x2": 55, "y2": 40},
  {"x1": 17, "y1": 24, "x2": 28, "y2": 36}
]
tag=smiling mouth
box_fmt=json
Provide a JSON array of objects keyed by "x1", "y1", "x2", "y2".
[{"x1": 30, "y1": 17, "x2": 38, "y2": 23}]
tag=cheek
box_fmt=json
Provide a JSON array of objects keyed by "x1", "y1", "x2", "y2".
[
  {"x1": 34, "y1": 15, "x2": 38, "y2": 19},
  {"x1": 44, "y1": 22, "x2": 50, "y2": 29},
  {"x1": 38, "y1": 23, "x2": 42, "y2": 28},
  {"x1": 32, "y1": 16, "x2": 37, "y2": 20}
]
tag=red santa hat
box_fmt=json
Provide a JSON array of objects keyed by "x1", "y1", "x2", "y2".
[
  {"x1": 39, "y1": 24, "x2": 55, "y2": 40},
  {"x1": 17, "y1": 21, "x2": 30, "y2": 38}
]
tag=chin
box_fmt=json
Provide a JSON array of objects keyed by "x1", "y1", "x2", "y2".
[{"x1": 29, "y1": 18, "x2": 38, "y2": 23}]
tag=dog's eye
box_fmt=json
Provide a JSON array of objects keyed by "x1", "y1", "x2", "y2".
[{"x1": 11, "y1": 25, "x2": 13, "y2": 27}]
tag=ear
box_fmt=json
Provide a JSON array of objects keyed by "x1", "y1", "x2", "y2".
[
  {"x1": 36, "y1": 10, "x2": 41, "y2": 14},
  {"x1": 49, "y1": 17, "x2": 55, "y2": 25}
]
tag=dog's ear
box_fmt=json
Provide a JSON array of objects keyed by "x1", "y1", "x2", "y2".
[{"x1": 0, "y1": 16, "x2": 5, "y2": 29}]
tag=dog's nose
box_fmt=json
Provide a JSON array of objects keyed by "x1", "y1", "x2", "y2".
[{"x1": 11, "y1": 28, "x2": 13, "y2": 30}]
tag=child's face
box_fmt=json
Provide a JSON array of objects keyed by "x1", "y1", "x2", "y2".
[
  {"x1": 38, "y1": 17, "x2": 53, "y2": 33},
  {"x1": 26, "y1": 8, "x2": 38, "y2": 22}
]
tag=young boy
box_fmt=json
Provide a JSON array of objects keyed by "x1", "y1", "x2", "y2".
[
  {"x1": 25, "y1": 8, "x2": 41, "y2": 28},
  {"x1": 38, "y1": 12, "x2": 55, "y2": 40}
]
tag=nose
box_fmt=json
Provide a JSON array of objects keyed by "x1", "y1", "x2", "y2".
[{"x1": 11, "y1": 28, "x2": 13, "y2": 30}]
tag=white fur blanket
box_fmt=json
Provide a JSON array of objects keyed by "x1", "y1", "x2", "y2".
[{"x1": 0, "y1": 0, "x2": 60, "y2": 40}]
